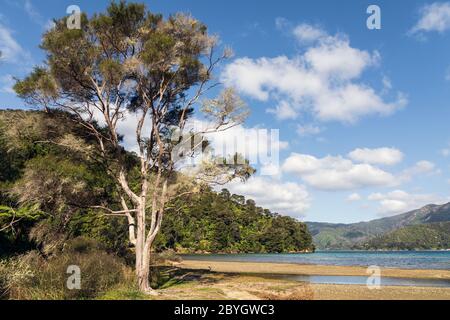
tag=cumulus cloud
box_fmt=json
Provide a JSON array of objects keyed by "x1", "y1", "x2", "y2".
[
  {"x1": 293, "y1": 23, "x2": 326, "y2": 43},
  {"x1": 222, "y1": 23, "x2": 407, "y2": 123},
  {"x1": 348, "y1": 147, "x2": 404, "y2": 166},
  {"x1": 282, "y1": 151, "x2": 437, "y2": 191},
  {"x1": 282, "y1": 153, "x2": 396, "y2": 191},
  {"x1": 225, "y1": 176, "x2": 310, "y2": 217},
  {"x1": 267, "y1": 100, "x2": 299, "y2": 120},
  {"x1": 368, "y1": 190, "x2": 448, "y2": 216},
  {"x1": 410, "y1": 2, "x2": 450, "y2": 34},
  {"x1": 400, "y1": 160, "x2": 440, "y2": 181}
]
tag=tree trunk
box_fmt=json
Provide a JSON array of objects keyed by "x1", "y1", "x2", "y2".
[
  {"x1": 136, "y1": 240, "x2": 158, "y2": 294},
  {"x1": 136, "y1": 259, "x2": 153, "y2": 294},
  {"x1": 135, "y1": 204, "x2": 158, "y2": 295}
]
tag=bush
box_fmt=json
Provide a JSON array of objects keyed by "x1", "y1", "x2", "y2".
[
  {"x1": 150, "y1": 249, "x2": 182, "y2": 265},
  {"x1": 64, "y1": 236, "x2": 103, "y2": 254},
  {"x1": 0, "y1": 252, "x2": 39, "y2": 299},
  {"x1": 1, "y1": 238, "x2": 129, "y2": 300}
]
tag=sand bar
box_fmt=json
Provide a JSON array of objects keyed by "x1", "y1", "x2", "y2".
[{"x1": 179, "y1": 260, "x2": 450, "y2": 280}]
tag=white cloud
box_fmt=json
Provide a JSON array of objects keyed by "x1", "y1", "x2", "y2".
[
  {"x1": 412, "y1": 160, "x2": 436, "y2": 172},
  {"x1": 0, "y1": 23, "x2": 30, "y2": 64},
  {"x1": 225, "y1": 176, "x2": 310, "y2": 217},
  {"x1": 222, "y1": 24, "x2": 407, "y2": 123},
  {"x1": 347, "y1": 193, "x2": 362, "y2": 201},
  {"x1": 282, "y1": 153, "x2": 396, "y2": 191},
  {"x1": 281, "y1": 150, "x2": 438, "y2": 191},
  {"x1": 348, "y1": 147, "x2": 404, "y2": 166},
  {"x1": 267, "y1": 100, "x2": 298, "y2": 120},
  {"x1": 368, "y1": 190, "x2": 448, "y2": 216},
  {"x1": 115, "y1": 111, "x2": 150, "y2": 153},
  {"x1": 400, "y1": 160, "x2": 439, "y2": 181},
  {"x1": 296, "y1": 124, "x2": 322, "y2": 136},
  {"x1": 293, "y1": 24, "x2": 326, "y2": 43},
  {"x1": 410, "y1": 2, "x2": 450, "y2": 34}
]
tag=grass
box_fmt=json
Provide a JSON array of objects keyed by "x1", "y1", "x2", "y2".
[{"x1": 98, "y1": 285, "x2": 152, "y2": 300}]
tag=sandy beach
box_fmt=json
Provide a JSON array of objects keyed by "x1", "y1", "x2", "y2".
[
  {"x1": 178, "y1": 260, "x2": 450, "y2": 279},
  {"x1": 155, "y1": 260, "x2": 450, "y2": 300}
]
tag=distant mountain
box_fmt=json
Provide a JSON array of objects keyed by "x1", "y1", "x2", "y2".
[{"x1": 305, "y1": 203, "x2": 450, "y2": 250}]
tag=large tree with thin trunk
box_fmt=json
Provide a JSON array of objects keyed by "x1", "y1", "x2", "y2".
[{"x1": 14, "y1": 1, "x2": 253, "y2": 294}]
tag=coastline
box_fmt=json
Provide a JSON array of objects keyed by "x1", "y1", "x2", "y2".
[
  {"x1": 177, "y1": 259, "x2": 450, "y2": 280},
  {"x1": 150, "y1": 259, "x2": 450, "y2": 300}
]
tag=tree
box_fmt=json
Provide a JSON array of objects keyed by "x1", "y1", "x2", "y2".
[{"x1": 14, "y1": 1, "x2": 253, "y2": 294}]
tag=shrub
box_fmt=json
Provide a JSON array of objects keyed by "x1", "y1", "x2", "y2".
[
  {"x1": 0, "y1": 252, "x2": 40, "y2": 299},
  {"x1": 1, "y1": 238, "x2": 128, "y2": 300},
  {"x1": 150, "y1": 249, "x2": 182, "y2": 265}
]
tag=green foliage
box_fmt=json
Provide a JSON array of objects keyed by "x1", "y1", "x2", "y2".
[
  {"x1": 362, "y1": 222, "x2": 450, "y2": 250},
  {"x1": 0, "y1": 204, "x2": 45, "y2": 224},
  {"x1": 0, "y1": 110, "x2": 128, "y2": 256},
  {"x1": 0, "y1": 238, "x2": 127, "y2": 300},
  {"x1": 98, "y1": 285, "x2": 149, "y2": 300},
  {"x1": 16, "y1": 0, "x2": 214, "y2": 116},
  {"x1": 13, "y1": 67, "x2": 58, "y2": 107},
  {"x1": 156, "y1": 188, "x2": 314, "y2": 253},
  {"x1": 0, "y1": 204, "x2": 46, "y2": 257},
  {"x1": 68, "y1": 210, "x2": 130, "y2": 257}
]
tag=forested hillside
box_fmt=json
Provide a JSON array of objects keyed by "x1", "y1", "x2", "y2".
[
  {"x1": 160, "y1": 189, "x2": 313, "y2": 253},
  {"x1": 0, "y1": 109, "x2": 314, "y2": 257},
  {"x1": 360, "y1": 222, "x2": 450, "y2": 250}
]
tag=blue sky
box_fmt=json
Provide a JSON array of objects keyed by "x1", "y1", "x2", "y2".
[{"x1": 1, "y1": 0, "x2": 450, "y2": 223}]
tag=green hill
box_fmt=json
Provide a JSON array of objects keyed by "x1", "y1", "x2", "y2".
[
  {"x1": 306, "y1": 203, "x2": 450, "y2": 250},
  {"x1": 362, "y1": 222, "x2": 450, "y2": 250}
]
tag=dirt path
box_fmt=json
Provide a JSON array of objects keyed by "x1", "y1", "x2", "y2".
[{"x1": 221, "y1": 288, "x2": 261, "y2": 300}]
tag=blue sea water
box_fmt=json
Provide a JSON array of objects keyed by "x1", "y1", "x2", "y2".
[{"x1": 182, "y1": 251, "x2": 450, "y2": 270}]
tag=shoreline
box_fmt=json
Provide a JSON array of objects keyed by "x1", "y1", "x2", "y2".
[
  {"x1": 144, "y1": 261, "x2": 450, "y2": 300},
  {"x1": 177, "y1": 260, "x2": 450, "y2": 280},
  {"x1": 163, "y1": 259, "x2": 450, "y2": 299}
]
